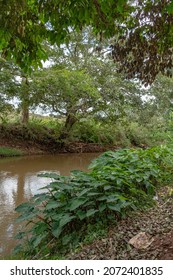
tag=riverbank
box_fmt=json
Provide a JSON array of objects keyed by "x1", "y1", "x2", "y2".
[
  {"x1": 0, "y1": 122, "x2": 149, "y2": 156},
  {"x1": 0, "y1": 137, "x2": 120, "y2": 155},
  {"x1": 68, "y1": 186, "x2": 173, "y2": 260},
  {"x1": 11, "y1": 146, "x2": 173, "y2": 260},
  {"x1": 1, "y1": 143, "x2": 172, "y2": 260},
  {"x1": 0, "y1": 132, "x2": 121, "y2": 156}
]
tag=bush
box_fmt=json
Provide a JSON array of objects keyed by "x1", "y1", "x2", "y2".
[
  {"x1": 14, "y1": 145, "x2": 173, "y2": 258},
  {"x1": 70, "y1": 120, "x2": 130, "y2": 146},
  {"x1": 0, "y1": 121, "x2": 60, "y2": 146},
  {"x1": 125, "y1": 122, "x2": 151, "y2": 146},
  {"x1": 0, "y1": 147, "x2": 23, "y2": 157}
]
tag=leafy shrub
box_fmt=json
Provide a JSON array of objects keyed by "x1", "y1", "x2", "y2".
[
  {"x1": 30, "y1": 116, "x2": 63, "y2": 132},
  {"x1": 14, "y1": 145, "x2": 173, "y2": 258},
  {"x1": 71, "y1": 120, "x2": 130, "y2": 146},
  {"x1": 0, "y1": 122, "x2": 60, "y2": 146},
  {"x1": 125, "y1": 122, "x2": 151, "y2": 146},
  {"x1": 0, "y1": 146, "x2": 23, "y2": 157}
]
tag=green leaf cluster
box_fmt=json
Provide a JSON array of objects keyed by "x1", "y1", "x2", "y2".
[{"x1": 15, "y1": 145, "x2": 173, "y2": 258}]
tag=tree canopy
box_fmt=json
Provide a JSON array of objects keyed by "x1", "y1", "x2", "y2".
[
  {"x1": 0, "y1": 0, "x2": 173, "y2": 84},
  {"x1": 112, "y1": 0, "x2": 173, "y2": 85}
]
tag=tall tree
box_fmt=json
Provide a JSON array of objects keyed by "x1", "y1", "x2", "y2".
[
  {"x1": 0, "y1": 58, "x2": 17, "y2": 117},
  {"x1": 0, "y1": 58, "x2": 31, "y2": 124},
  {"x1": 20, "y1": 76, "x2": 30, "y2": 124},
  {"x1": 30, "y1": 67, "x2": 100, "y2": 139},
  {"x1": 149, "y1": 75, "x2": 173, "y2": 116},
  {"x1": 47, "y1": 28, "x2": 144, "y2": 122}
]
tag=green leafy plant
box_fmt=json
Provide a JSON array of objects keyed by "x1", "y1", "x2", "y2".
[
  {"x1": 0, "y1": 146, "x2": 23, "y2": 157},
  {"x1": 71, "y1": 119, "x2": 131, "y2": 146},
  {"x1": 14, "y1": 145, "x2": 173, "y2": 259}
]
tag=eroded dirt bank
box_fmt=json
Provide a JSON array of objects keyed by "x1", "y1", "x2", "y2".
[{"x1": 0, "y1": 135, "x2": 119, "y2": 155}]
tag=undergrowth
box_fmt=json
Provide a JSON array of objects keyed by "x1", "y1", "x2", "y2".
[
  {"x1": 0, "y1": 115, "x2": 167, "y2": 148},
  {"x1": 0, "y1": 147, "x2": 23, "y2": 157},
  {"x1": 14, "y1": 145, "x2": 173, "y2": 259}
]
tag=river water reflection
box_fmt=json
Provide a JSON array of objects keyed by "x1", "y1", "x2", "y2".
[{"x1": 0, "y1": 153, "x2": 99, "y2": 258}]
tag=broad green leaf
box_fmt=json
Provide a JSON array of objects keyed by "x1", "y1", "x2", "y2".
[
  {"x1": 87, "y1": 192, "x2": 101, "y2": 196},
  {"x1": 78, "y1": 188, "x2": 92, "y2": 197},
  {"x1": 46, "y1": 201, "x2": 61, "y2": 210},
  {"x1": 33, "y1": 222, "x2": 48, "y2": 235},
  {"x1": 104, "y1": 185, "x2": 113, "y2": 191},
  {"x1": 107, "y1": 203, "x2": 122, "y2": 212},
  {"x1": 33, "y1": 193, "x2": 48, "y2": 204},
  {"x1": 52, "y1": 224, "x2": 63, "y2": 238},
  {"x1": 15, "y1": 212, "x2": 37, "y2": 223},
  {"x1": 69, "y1": 198, "x2": 88, "y2": 211},
  {"x1": 136, "y1": 177, "x2": 143, "y2": 182},
  {"x1": 106, "y1": 195, "x2": 119, "y2": 203},
  {"x1": 98, "y1": 203, "x2": 107, "y2": 212},
  {"x1": 15, "y1": 231, "x2": 26, "y2": 240},
  {"x1": 76, "y1": 210, "x2": 86, "y2": 220},
  {"x1": 32, "y1": 233, "x2": 48, "y2": 248},
  {"x1": 15, "y1": 203, "x2": 34, "y2": 213},
  {"x1": 59, "y1": 214, "x2": 75, "y2": 228},
  {"x1": 51, "y1": 213, "x2": 64, "y2": 221},
  {"x1": 86, "y1": 209, "x2": 98, "y2": 217}
]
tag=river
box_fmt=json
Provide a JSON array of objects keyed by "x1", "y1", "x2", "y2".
[{"x1": 0, "y1": 153, "x2": 99, "y2": 258}]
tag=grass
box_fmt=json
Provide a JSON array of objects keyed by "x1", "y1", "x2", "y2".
[{"x1": 0, "y1": 147, "x2": 24, "y2": 157}]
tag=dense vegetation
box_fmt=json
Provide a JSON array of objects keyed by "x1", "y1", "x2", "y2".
[
  {"x1": 0, "y1": 1, "x2": 173, "y2": 84},
  {"x1": 1, "y1": 29, "x2": 173, "y2": 149},
  {"x1": 0, "y1": 146, "x2": 23, "y2": 157},
  {"x1": 14, "y1": 145, "x2": 173, "y2": 259},
  {"x1": 0, "y1": 0, "x2": 173, "y2": 260}
]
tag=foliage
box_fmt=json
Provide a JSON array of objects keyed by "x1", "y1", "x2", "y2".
[
  {"x1": 0, "y1": 58, "x2": 18, "y2": 117},
  {"x1": 14, "y1": 145, "x2": 173, "y2": 258},
  {"x1": 29, "y1": 115, "x2": 63, "y2": 132},
  {"x1": 1, "y1": 27, "x2": 173, "y2": 139},
  {"x1": 0, "y1": 121, "x2": 59, "y2": 147},
  {"x1": 42, "y1": 29, "x2": 146, "y2": 123},
  {"x1": 30, "y1": 68, "x2": 100, "y2": 136},
  {"x1": 0, "y1": 146, "x2": 23, "y2": 157},
  {"x1": 0, "y1": 58, "x2": 33, "y2": 124},
  {"x1": 28, "y1": 29, "x2": 146, "y2": 134},
  {"x1": 68, "y1": 118, "x2": 156, "y2": 147},
  {"x1": 0, "y1": 0, "x2": 128, "y2": 71},
  {"x1": 0, "y1": 103, "x2": 170, "y2": 149},
  {"x1": 0, "y1": 1, "x2": 172, "y2": 83},
  {"x1": 0, "y1": 95, "x2": 13, "y2": 120},
  {"x1": 70, "y1": 119, "x2": 129, "y2": 146},
  {"x1": 149, "y1": 75, "x2": 173, "y2": 116},
  {"x1": 29, "y1": 68, "x2": 101, "y2": 142},
  {"x1": 111, "y1": 0, "x2": 173, "y2": 85},
  {"x1": 124, "y1": 122, "x2": 152, "y2": 147},
  {"x1": 0, "y1": 112, "x2": 168, "y2": 149}
]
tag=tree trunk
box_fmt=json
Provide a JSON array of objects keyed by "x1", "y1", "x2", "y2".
[
  {"x1": 21, "y1": 104, "x2": 29, "y2": 124},
  {"x1": 64, "y1": 113, "x2": 77, "y2": 131},
  {"x1": 21, "y1": 76, "x2": 29, "y2": 124},
  {"x1": 59, "y1": 112, "x2": 77, "y2": 142}
]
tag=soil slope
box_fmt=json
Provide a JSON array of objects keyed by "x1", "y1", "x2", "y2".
[{"x1": 0, "y1": 135, "x2": 119, "y2": 155}]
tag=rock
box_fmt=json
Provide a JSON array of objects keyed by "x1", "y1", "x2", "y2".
[{"x1": 128, "y1": 232, "x2": 154, "y2": 249}]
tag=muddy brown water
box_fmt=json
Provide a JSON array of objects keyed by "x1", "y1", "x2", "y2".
[{"x1": 0, "y1": 153, "x2": 100, "y2": 258}]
